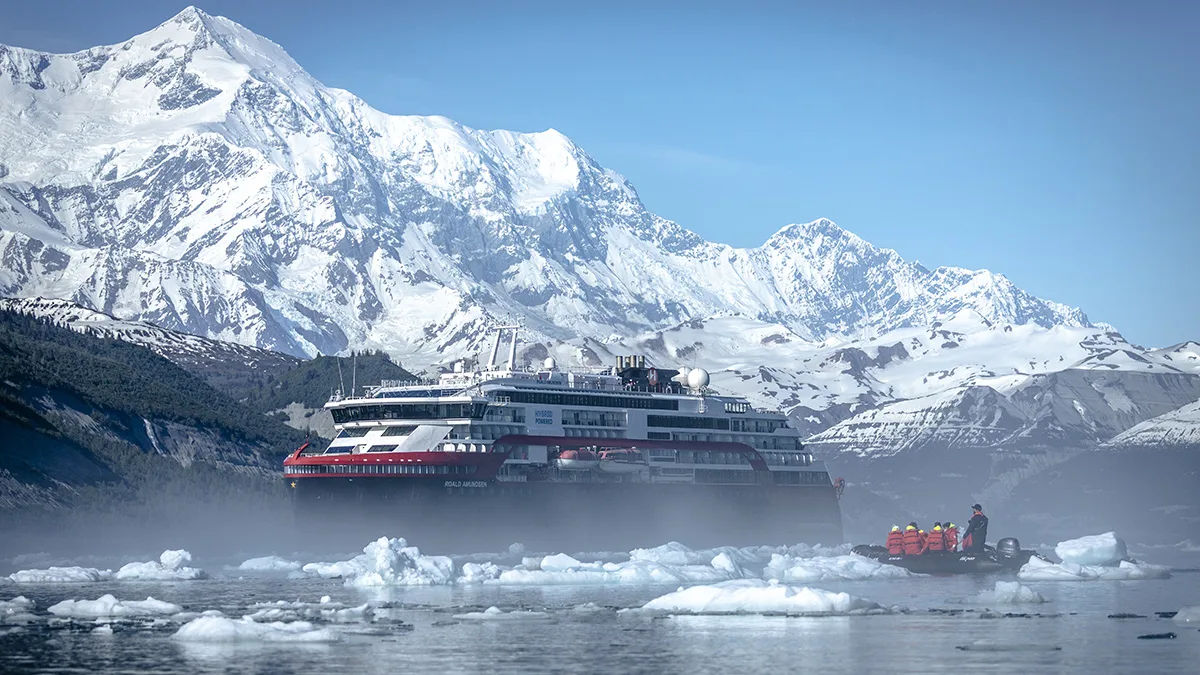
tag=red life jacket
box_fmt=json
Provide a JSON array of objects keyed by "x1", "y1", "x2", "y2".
[
  {"x1": 886, "y1": 531, "x2": 904, "y2": 555},
  {"x1": 962, "y1": 533, "x2": 974, "y2": 551},
  {"x1": 923, "y1": 529, "x2": 946, "y2": 553},
  {"x1": 945, "y1": 526, "x2": 959, "y2": 551},
  {"x1": 902, "y1": 528, "x2": 923, "y2": 555}
]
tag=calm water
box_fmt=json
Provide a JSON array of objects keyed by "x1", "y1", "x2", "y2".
[{"x1": 2, "y1": 559, "x2": 1198, "y2": 674}]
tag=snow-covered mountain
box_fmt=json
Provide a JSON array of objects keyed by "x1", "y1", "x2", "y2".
[
  {"x1": 2, "y1": 8, "x2": 1197, "y2": 540},
  {"x1": 0, "y1": 6, "x2": 1088, "y2": 368}
]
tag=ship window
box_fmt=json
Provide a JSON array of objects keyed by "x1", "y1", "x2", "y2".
[
  {"x1": 368, "y1": 445, "x2": 398, "y2": 453},
  {"x1": 647, "y1": 415, "x2": 730, "y2": 430},
  {"x1": 331, "y1": 402, "x2": 488, "y2": 424},
  {"x1": 383, "y1": 426, "x2": 414, "y2": 437},
  {"x1": 646, "y1": 431, "x2": 671, "y2": 440},
  {"x1": 500, "y1": 390, "x2": 679, "y2": 410},
  {"x1": 336, "y1": 428, "x2": 371, "y2": 438}
]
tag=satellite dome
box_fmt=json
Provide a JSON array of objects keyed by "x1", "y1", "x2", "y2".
[
  {"x1": 686, "y1": 368, "x2": 710, "y2": 389},
  {"x1": 543, "y1": 357, "x2": 557, "y2": 370}
]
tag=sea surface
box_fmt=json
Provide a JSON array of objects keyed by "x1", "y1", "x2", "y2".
[{"x1": 2, "y1": 548, "x2": 1198, "y2": 675}]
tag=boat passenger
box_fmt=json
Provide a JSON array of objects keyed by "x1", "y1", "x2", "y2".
[
  {"x1": 922, "y1": 523, "x2": 947, "y2": 554},
  {"x1": 886, "y1": 526, "x2": 904, "y2": 555},
  {"x1": 944, "y1": 522, "x2": 959, "y2": 552},
  {"x1": 962, "y1": 504, "x2": 988, "y2": 553},
  {"x1": 901, "y1": 523, "x2": 923, "y2": 556}
]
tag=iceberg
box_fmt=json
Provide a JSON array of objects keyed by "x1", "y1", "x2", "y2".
[
  {"x1": 629, "y1": 541, "x2": 851, "y2": 567},
  {"x1": 47, "y1": 594, "x2": 183, "y2": 618},
  {"x1": 1018, "y1": 557, "x2": 1170, "y2": 581},
  {"x1": 1173, "y1": 606, "x2": 1200, "y2": 622},
  {"x1": 8, "y1": 566, "x2": 114, "y2": 583},
  {"x1": 1054, "y1": 532, "x2": 1128, "y2": 565},
  {"x1": 763, "y1": 554, "x2": 914, "y2": 582},
  {"x1": 115, "y1": 550, "x2": 207, "y2": 581},
  {"x1": 236, "y1": 556, "x2": 302, "y2": 573},
  {"x1": 641, "y1": 579, "x2": 886, "y2": 615},
  {"x1": 969, "y1": 581, "x2": 1047, "y2": 605},
  {"x1": 452, "y1": 606, "x2": 551, "y2": 620},
  {"x1": 173, "y1": 616, "x2": 340, "y2": 642},
  {"x1": 301, "y1": 537, "x2": 454, "y2": 587},
  {"x1": 1, "y1": 596, "x2": 37, "y2": 623},
  {"x1": 458, "y1": 562, "x2": 502, "y2": 583},
  {"x1": 494, "y1": 555, "x2": 738, "y2": 586}
]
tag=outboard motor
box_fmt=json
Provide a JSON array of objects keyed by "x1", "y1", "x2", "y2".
[{"x1": 996, "y1": 537, "x2": 1021, "y2": 559}]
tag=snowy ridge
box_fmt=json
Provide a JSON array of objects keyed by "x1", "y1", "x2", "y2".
[
  {"x1": 1101, "y1": 399, "x2": 1200, "y2": 449},
  {"x1": 0, "y1": 6, "x2": 1089, "y2": 368}
]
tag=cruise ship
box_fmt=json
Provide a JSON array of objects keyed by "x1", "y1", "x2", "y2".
[{"x1": 284, "y1": 328, "x2": 843, "y2": 551}]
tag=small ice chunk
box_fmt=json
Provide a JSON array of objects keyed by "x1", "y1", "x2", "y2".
[
  {"x1": 1018, "y1": 557, "x2": 1170, "y2": 581},
  {"x1": 92, "y1": 625, "x2": 114, "y2": 635},
  {"x1": 956, "y1": 640, "x2": 1061, "y2": 651},
  {"x1": 48, "y1": 594, "x2": 183, "y2": 618},
  {"x1": 1, "y1": 596, "x2": 37, "y2": 623},
  {"x1": 641, "y1": 579, "x2": 885, "y2": 615},
  {"x1": 237, "y1": 556, "x2": 302, "y2": 573},
  {"x1": 301, "y1": 537, "x2": 454, "y2": 587},
  {"x1": 173, "y1": 616, "x2": 340, "y2": 642},
  {"x1": 452, "y1": 606, "x2": 551, "y2": 620},
  {"x1": 458, "y1": 562, "x2": 502, "y2": 583},
  {"x1": 1055, "y1": 532, "x2": 1127, "y2": 565},
  {"x1": 115, "y1": 550, "x2": 206, "y2": 581},
  {"x1": 8, "y1": 566, "x2": 114, "y2": 583},
  {"x1": 970, "y1": 581, "x2": 1047, "y2": 605},
  {"x1": 1173, "y1": 606, "x2": 1200, "y2": 622},
  {"x1": 764, "y1": 554, "x2": 914, "y2": 582}
]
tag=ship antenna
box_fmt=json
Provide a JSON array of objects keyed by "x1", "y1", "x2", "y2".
[
  {"x1": 352, "y1": 352, "x2": 358, "y2": 396},
  {"x1": 337, "y1": 357, "x2": 346, "y2": 398}
]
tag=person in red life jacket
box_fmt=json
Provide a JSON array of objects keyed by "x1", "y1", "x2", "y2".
[
  {"x1": 961, "y1": 504, "x2": 989, "y2": 553},
  {"x1": 944, "y1": 522, "x2": 959, "y2": 552},
  {"x1": 886, "y1": 525, "x2": 904, "y2": 555},
  {"x1": 922, "y1": 523, "x2": 947, "y2": 554},
  {"x1": 901, "y1": 523, "x2": 923, "y2": 556}
]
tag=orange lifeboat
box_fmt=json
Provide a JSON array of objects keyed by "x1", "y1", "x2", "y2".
[{"x1": 554, "y1": 449, "x2": 600, "y2": 471}]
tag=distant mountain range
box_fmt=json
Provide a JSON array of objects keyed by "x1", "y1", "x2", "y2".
[{"x1": 1, "y1": 8, "x2": 1196, "y2": 543}]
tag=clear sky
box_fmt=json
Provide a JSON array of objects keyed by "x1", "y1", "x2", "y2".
[{"x1": 2, "y1": 1, "x2": 1196, "y2": 346}]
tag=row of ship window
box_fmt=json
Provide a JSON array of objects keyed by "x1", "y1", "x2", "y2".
[
  {"x1": 286, "y1": 464, "x2": 477, "y2": 475},
  {"x1": 645, "y1": 415, "x2": 789, "y2": 433}
]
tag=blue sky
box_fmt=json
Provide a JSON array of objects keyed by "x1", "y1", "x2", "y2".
[{"x1": 2, "y1": 1, "x2": 1196, "y2": 346}]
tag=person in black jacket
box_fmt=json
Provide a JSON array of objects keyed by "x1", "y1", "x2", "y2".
[{"x1": 961, "y1": 504, "x2": 988, "y2": 553}]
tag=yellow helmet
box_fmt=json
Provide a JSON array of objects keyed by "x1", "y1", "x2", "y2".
[
  {"x1": 933, "y1": 525, "x2": 942, "y2": 531},
  {"x1": 891, "y1": 525, "x2": 900, "y2": 531},
  {"x1": 906, "y1": 525, "x2": 915, "y2": 530}
]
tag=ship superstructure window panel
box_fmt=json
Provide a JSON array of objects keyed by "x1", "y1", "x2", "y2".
[
  {"x1": 336, "y1": 428, "x2": 370, "y2": 439},
  {"x1": 502, "y1": 390, "x2": 679, "y2": 410},
  {"x1": 647, "y1": 415, "x2": 731, "y2": 430},
  {"x1": 382, "y1": 426, "x2": 415, "y2": 437},
  {"x1": 330, "y1": 402, "x2": 488, "y2": 423},
  {"x1": 562, "y1": 409, "x2": 627, "y2": 427}
]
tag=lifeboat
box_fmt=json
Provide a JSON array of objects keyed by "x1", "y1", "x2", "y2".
[
  {"x1": 597, "y1": 448, "x2": 646, "y2": 474},
  {"x1": 554, "y1": 449, "x2": 600, "y2": 471}
]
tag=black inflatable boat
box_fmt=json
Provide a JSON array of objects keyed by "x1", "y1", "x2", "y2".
[{"x1": 851, "y1": 537, "x2": 1046, "y2": 574}]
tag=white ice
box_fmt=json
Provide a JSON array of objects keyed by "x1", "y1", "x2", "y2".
[
  {"x1": 1, "y1": 596, "x2": 37, "y2": 623},
  {"x1": 458, "y1": 562, "x2": 502, "y2": 583},
  {"x1": 641, "y1": 579, "x2": 886, "y2": 615},
  {"x1": 957, "y1": 640, "x2": 1061, "y2": 652},
  {"x1": 1054, "y1": 532, "x2": 1128, "y2": 566},
  {"x1": 92, "y1": 625, "x2": 114, "y2": 635},
  {"x1": 1174, "y1": 606, "x2": 1200, "y2": 622},
  {"x1": 1017, "y1": 557, "x2": 1170, "y2": 581},
  {"x1": 629, "y1": 541, "x2": 850, "y2": 567},
  {"x1": 244, "y1": 600, "x2": 372, "y2": 623},
  {"x1": 173, "y1": 616, "x2": 340, "y2": 642},
  {"x1": 968, "y1": 581, "x2": 1047, "y2": 605},
  {"x1": 493, "y1": 552, "x2": 741, "y2": 586},
  {"x1": 7, "y1": 566, "x2": 114, "y2": 583},
  {"x1": 236, "y1": 556, "x2": 303, "y2": 573},
  {"x1": 452, "y1": 606, "x2": 551, "y2": 620},
  {"x1": 301, "y1": 537, "x2": 454, "y2": 587},
  {"x1": 115, "y1": 550, "x2": 207, "y2": 581},
  {"x1": 763, "y1": 554, "x2": 914, "y2": 582},
  {"x1": 47, "y1": 594, "x2": 183, "y2": 618}
]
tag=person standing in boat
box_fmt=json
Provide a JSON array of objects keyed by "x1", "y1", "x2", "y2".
[{"x1": 961, "y1": 504, "x2": 988, "y2": 553}]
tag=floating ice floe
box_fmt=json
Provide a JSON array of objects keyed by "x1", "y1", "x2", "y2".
[
  {"x1": 458, "y1": 562, "x2": 502, "y2": 583},
  {"x1": 956, "y1": 640, "x2": 1061, "y2": 652},
  {"x1": 92, "y1": 625, "x2": 114, "y2": 635},
  {"x1": 1018, "y1": 557, "x2": 1170, "y2": 581},
  {"x1": 1, "y1": 596, "x2": 37, "y2": 623},
  {"x1": 494, "y1": 551, "x2": 742, "y2": 586},
  {"x1": 968, "y1": 581, "x2": 1047, "y2": 605},
  {"x1": 629, "y1": 541, "x2": 851, "y2": 567},
  {"x1": 236, "y1": 556, "x2": 303, "y2": 573},
  {"x1": 173, "y1": 616, "x2": 340, "y2": 642},
  {"x1": 763, "y1": 554, "x2": 914, "y2": 582},
  {"x1": 302, "y1": 537, "x2": 454, "y2": 587},
  {"x1": 641, "y1": 579, "x2": 888, "y2": 615},
  {"x1": 452, "y1": 606, "x2": 551, "y2": 620},
  {"x1": 245, "y1": 599, "x2": 372, "y2": 623},
  {"x1": 1173, "y1": 606, "x2": 1200, "y2": 622},
  {"x1": 47, "y1": 594, "x2": 183, "y2": 618},
  {"x1": 7, "y1": 566, "x2": 114, "y2": 583},
  {"x1": 1055, "y1": 532, "x2": 1128, "y2": 566},
  {"x1": 115, "y1": 550, "x2": 207, "y2": 581}
]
